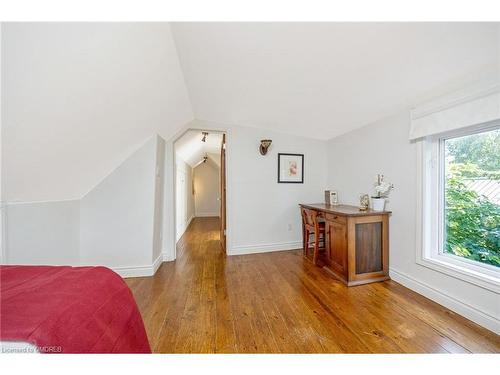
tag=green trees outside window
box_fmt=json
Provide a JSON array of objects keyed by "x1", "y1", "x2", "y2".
[{"x1": 444, "y1": 128, "x2": 500, "y2": 267}]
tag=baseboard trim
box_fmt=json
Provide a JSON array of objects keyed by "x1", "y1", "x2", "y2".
[
  {"x1": 152, "y1": 253, "x2": 163, "y2": 274},
  {"x1": 176, "y1": 215, "x2": 195, "y2": 242},
  {"x1": 113, "y1": 254, "x2": 164, "y2": 278},
  {"x1": 162, "y1": 252, "x2": 173, "y2": 262},
  {"x1": 229, "y1": 241, "x2": 302, "y2": 256},
  {"x1": 389, "y1": 267, "x2": 500, "y2": 334},
  {"x1": 195, "y1": 212, "x2": 219, "y2": 217}
]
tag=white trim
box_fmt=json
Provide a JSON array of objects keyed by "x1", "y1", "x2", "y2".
[
  {"x1": 389, "y1": 268, "x2": 500, "y2": 334},
  {"x1": 411, "y1": 84, "x2": 500, "y2": 120},
  {"x1": 175, "y1": 213, "x2": 195, "y2": 242},
  {"x1": 409, "y1": 83, "x2": 500, "y2": 140},
  {"x1": 3, "y1": 198, "x2": 81, "y2": 206},
  {"x1": 195, "y1": 212, "x2": 219, "y2": 217},
  {"x1": 415, "y1": 127, "x2": 500, "y2": 293},
  {"x1": 229, "y1": 241, "x2": 302, "y2": 256},
  {"x1": 416, "y1": 255, "x2": 500, "y2": 293},
  {"x1": 112, "y1": 253, "x2": 164, "y2": 278},
  {"x1": 152, "y1": 253, "x2": 164, "y2": 273},
  {"x1": 166, "y1": 120, "x2": 232, "y2": 262}
]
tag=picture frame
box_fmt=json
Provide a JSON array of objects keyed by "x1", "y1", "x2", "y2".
[{"x1": 277, "y1": 153, "x2": 304, "y2": 183}]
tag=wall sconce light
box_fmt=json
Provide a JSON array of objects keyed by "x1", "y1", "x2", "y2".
[
  {"x1": 259, "y1": 139, "x2": 272, "y2": 155},
  {"x1": 201, "y1": 132, "x2": 209, "y2": 142}
]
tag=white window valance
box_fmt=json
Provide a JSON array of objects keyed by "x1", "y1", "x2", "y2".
[{"x1": 409, "y1": 84, "x2": 500, "y2": 140}]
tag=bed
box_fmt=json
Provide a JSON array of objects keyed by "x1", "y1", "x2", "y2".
[{"x1": 0, "y1": 265, "x2": 151, "y2": 353}]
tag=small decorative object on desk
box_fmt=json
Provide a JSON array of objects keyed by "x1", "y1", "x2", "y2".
[
  {"x1": 325, "y1": 190, "x2": 339, "y2": 205},
  {"x1": 359, "y1": 194, "x2": 370, "y2": 211},
  {"x1": 324, "y1": 190, "x2": 331, "y2": 205},
  {"x1": 330, "y1": 191, "x2": 338, "y2": 205},
  {"x1": 372, "y1": 174, "x2": 394, "y2": 211}
]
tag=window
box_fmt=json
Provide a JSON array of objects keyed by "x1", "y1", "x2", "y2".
[
  {"x1": 417, "y1": 122, "x2": 500, "y2": 291},
  {"x1": 442, "y1": 128, "x2": 500, "y2": 269}
]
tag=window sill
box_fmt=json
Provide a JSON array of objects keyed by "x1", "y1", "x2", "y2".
[{"x1": 416, "y1": 254, "x2": 500, "y2": 293}]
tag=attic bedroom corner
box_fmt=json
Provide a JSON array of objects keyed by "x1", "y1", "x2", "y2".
[{"x1": 0, "y1": 0, "x2": 499, "y2": 373}]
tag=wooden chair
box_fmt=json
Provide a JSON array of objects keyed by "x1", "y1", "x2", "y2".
[{"x1": 301, "y1": 208, "x2": 326, "y2": 265}]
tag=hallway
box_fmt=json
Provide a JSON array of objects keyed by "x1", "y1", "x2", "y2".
[{"x1": 126, "y1": 217, "x2": 500, "y2": 353}]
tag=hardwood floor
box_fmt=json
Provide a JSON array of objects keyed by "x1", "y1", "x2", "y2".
[{"x1": 126, "y1": 217, "x2": 500, "y2": 353}]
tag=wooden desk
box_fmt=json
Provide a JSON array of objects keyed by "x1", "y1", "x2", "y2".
[{"x1": 299, "y1": 203, "x2": 391, "y2": 286}]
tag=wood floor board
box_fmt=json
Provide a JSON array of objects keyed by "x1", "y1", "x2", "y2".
[
  {"x1": 214, "y1": 255, "x2": 238, "y2": 353},
  {"x1": 251, "y1": 256, "x2": 335, "y2": 353},
  {"x1": 248, "y1": 257, "x2": 325, "y2": 353},
  {"x1": 266, "y1": 253, "x2": 371, "y2": 353},
  {"x1": 276, "y1": 251, "x2": 408, "y2": 352},
  {"x1": 375, "y1": 279, "x2": 499, "y2": 353},
  {"x1": 126, "y1": 217, "x2": 500, "y2": 353}
]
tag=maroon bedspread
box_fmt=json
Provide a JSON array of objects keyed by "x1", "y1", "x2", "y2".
[{"x1": 0, "y1": 265, "x2": 151, "y2": 353}]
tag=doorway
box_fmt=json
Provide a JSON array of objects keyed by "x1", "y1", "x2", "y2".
[{"x1": 173, "y1": 129, "x2": 227, "y2": 253}]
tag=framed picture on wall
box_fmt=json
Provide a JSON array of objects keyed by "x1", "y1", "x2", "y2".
[{"x1": 277, "y1": 153, "x2": 304, "y2": 183}]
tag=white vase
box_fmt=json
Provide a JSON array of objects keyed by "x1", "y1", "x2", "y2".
[{"x1": 371, "y1": 197, "x2": 386, "y2": 211}]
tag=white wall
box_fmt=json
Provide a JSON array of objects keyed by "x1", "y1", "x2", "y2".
[
  {"x1": 4, "y1": 135, "x2": 164, "y2": 277},
  {"x1": 193, "y1": 160, "x2": 220, "y2": 217},
  {"x1": 229, "y1": 125, "x2": 327, "y2": 254},
  {"x1": 0, "y1": 24, "x2": 5, "y2": 264},
  {"x1": 175, "y1": 158, "x2": 195, "y2": 241},
  {"x1": 153, "y1": 137, "x2": 166, "y2": 262},
  {"x1": 5, "y1": 200, "x2": 80, "y2": 265},
  {"x1": 80, "y1": 136, "x2": 158, "y2": 269},
  {"x1": 163, "y1": 121, "x2": 328, "y2": 259},
  {"x1": 2, "y1": 22, "x2": 193, "y2": 203},
  {"x1": 326, "y1": 111, "x2": 499, "y2": 333},
  {"x1": 1, "y1": 22, "x2": 191, "y2": 274}
]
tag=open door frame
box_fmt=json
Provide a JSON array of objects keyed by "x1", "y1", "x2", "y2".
[
  {"x1": 220, "y1": 133, "x2": 226, "y2": 252},
  {"x1": 168, "y1": 125, "x2": 230, "y2": 262}
]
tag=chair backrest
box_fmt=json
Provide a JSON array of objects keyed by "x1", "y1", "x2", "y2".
[{"x1": 301, "y1": 208, "x2": 318, "y2": 229}]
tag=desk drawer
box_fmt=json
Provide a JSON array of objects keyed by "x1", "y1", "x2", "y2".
[{"x1": 325, "y1": 213, "x2": 347, "y2": 225}]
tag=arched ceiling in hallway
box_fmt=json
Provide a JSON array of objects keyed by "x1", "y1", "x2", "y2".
[{"x1": 175, "y1": 129, "x2": 223, "y2": 168}]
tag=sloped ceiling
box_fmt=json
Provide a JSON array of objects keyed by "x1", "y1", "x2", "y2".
[
  {"x1": 171, "y1": 22, "x2": 500, "y2": 140},
  {"x1": 3, "y1": 23, "x2": 193, "y2": 202},
  {"x1": 175, "y1": 130, "x2": 222, "y2": 167},
  {"x1": 3, "y1": 22, "x2": 499, "y2": 203}
]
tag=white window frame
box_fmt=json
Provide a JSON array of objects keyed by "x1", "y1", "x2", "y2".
[{"x1": 416, "y1": 120, "x2": 500, "y2": 293}]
